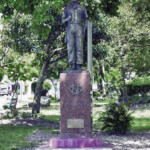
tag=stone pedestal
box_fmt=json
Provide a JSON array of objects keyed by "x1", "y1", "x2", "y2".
[
  {"x1": 37, "y1": 70, "x2": 113, "y2": 150},
  {"x1": 60, "y1": 70, "x2": 92, "y2": 137}
]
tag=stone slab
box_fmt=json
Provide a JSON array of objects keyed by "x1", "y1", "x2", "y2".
[
  {"x1": 38, "y1": 138, "x2": 113, "y2": 150},
  {"x1": 49, "y1": 138, "x2": 102, "y2": 148}
]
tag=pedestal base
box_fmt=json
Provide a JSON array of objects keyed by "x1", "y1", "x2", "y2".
[
  {"x1": 49, "y1": 138, "x2": 101, "y2": 148},
  {"x1": 38, "y1": 137, "x2": 113, "y2": 150},
  {"x1": 60, "y1": 70, "x2": 92, "y2": 137}
]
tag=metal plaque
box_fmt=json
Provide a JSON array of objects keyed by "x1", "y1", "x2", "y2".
[{"x1": 67, "y1": 119, "x2": 84, "y2": 128}]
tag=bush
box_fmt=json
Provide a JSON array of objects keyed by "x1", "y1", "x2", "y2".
[
  {"x1": 127, "y1": 85, "x2": 150, "y2": 96},
  {"x1": 93, "y1": 91, "x2": 101, "y2": 98},
  {"x1": 20, "y1": 112, "x2": 32, "y2": 118},
  {"x1": 2, "y1": 105, "x2": 18, "y2": 119},
  {"x1": 0, "y1": 71, "x2": 4, "y2": 81},
  {"x1": 31, "y1": 81, "x2": 37, "y2": 94},
  {"x1": 99, "y1": 102, "x2": 133, "y2": 135},
  {"x1": 31, "y1": 81, "x2": 51, "y2": 96},
  {"x1": 126, "y1": 76, "x2": 150, "y2": 96},
  {"x1": 43, "y1": 81, "x2": 51, "y2": 91}
]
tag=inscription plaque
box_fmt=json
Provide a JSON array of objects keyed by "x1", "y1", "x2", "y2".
[{"x1": 67, "y1": 119, "x2": 84, "y2": 128}]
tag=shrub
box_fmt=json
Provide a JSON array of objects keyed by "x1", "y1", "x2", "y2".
[
  {"x1": 93, "y1": 91, "x2": 101, "y2": 98},
  {"x1": 126, "y1": 76, "x2": 150, "y2": 96},
  {"x1": 2, "y1": 105, "x2": 18, "y2": 119},
  {"x1": 20, "y1": 112, "x2": 32, "y2": 118},
  {"x1": 31, "y1": 81, "x2": 51, "y2": 96},
  {"x1": 31, "y1": 81, "x2": 37, "y2": 94},
  {"x1": 43, "y1": 81, "x2": 51, "y2": 91},
  {"x1": 99, "y1": 102, "x2": 133, "y2": 135},
  {"x1": 3, "y1": 105, "x2": 9, "y2": 110}
]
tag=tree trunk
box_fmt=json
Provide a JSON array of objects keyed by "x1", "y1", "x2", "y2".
[
  {"x1": 101, "y1": 60, "x2": 106, "y2": 95},
  {"x1": 50, "y1": 79, "x2": 57, "y2": 100},
  {"x1": 99, "y1": 60, "x2": 105, "y2": 95},
  {"x1": 121, "y1": 69, "x2": 128, "y2": 102},
  {"x1": 32, "y1": 59, "x2": 50, "y2": 114}
]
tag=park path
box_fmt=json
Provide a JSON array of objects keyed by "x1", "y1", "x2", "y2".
[{"x1": 20, "y1": 130, "x2": 150, "y2": 150}]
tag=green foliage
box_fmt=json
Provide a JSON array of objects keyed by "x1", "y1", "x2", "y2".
[
  {"x1": 31, "y1": 81, "x2": 36, "y2": 94},
  {"x1": 5, "y1": 52, "x2": 39, "y2": 81},
  {"x1": 0, "y1": 71, "x2": 4, "y2": 81},
  {"x1": 126, "y1": 76, "x2": 150, "y2": 99},
  {"x1": 105, "y1": 68, "x2": 123, "y2": 97},
  {"x1": 3, "y1": 105, "x2": 9, "y2": 110},
  {"x1": 43, "y1": 81, "x2": 51, "y2": 91},
  {"x1": 92, "y1": 1, "x2": 150, "y2": 99},
  {"x1": 20, "y1": 112, "x2": 32, "y2": 119},
  {"x1": 50, "y1": 97, "x2": 59, "y2": 103},
  {"x1": 93, "y1": 91, "x2": 101, "y2": 98},
  {"x1": 1, "y1": 13, "x2": 38, "y2": 54},
  {"x1": 127, "y1": 76, "x2": 150, "y2": 87},
  {"x1": 11, "y1": 107, "x2": 19, "y2": 117},
  {"x1": 0, "y1": 125, "x2": 37, "y2": 149},
  {"x1": 100, "y1": 0, "x2": 120, "y2": 16},
  {"x1": 0, "y1": 125, "x2": 59, "y2": 149},
  {"x1": 106, "y1": 2, "x2": 150, "y2": 75},
  {"x1": 2, "y1": 105, "x2": 18, "y2": 119},
  {"x1": 2, "y1": 109, "x2": 18, "y2": 119},
  {"x1": 31, "y1": 81, "x2": 51, "y2": 94},
  {"x1": 131, "y1": 118, "x2": 150, "y2": 131},
  {"x1": 1, "y1": 110, "x2": 12, "y2": 119},
  {"x1": 99, "y1": 102, "x2": 133, "y2": 135},
  {"x1": 93, "y1": 99, "x2": 117, "y2": 104}
]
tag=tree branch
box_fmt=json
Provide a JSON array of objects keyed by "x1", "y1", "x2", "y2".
[
  {"x1": 50, "y1": 54, "x2": 67, "y2": 64},
  {"x1": 49, "y1": 47, "x2": 65, "y2": 59}
]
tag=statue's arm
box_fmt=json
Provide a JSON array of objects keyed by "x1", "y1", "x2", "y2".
[
  {"x1": 83, "y1": 8, "x2": 88, "y2": 34},
  {"x1": 62, "y1": 8, "x2": 71, "y2": 24},
  {"x1": 84, "y1": 19, "x2": 88, "y2": 33}
]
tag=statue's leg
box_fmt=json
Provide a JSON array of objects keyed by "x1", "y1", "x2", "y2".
[
  {"x1": 76, "y1": 25, "x2": 83, "y2": 65},
  {"x1": 67, "y1": 25, "x2": 75, "y2": 65}
]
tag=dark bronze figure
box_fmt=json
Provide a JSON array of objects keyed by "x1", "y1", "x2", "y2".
[{"x1": 62, "y1": 0, "x2": 88, "y2": 70}]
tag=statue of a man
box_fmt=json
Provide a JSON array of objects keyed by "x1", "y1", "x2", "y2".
[{"x1": 62, "y1": 0, "x2": 88, "y2": 70}]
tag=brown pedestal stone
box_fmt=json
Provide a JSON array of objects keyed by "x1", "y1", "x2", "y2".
[{"x1": 60, "y1": 70, "x2": 92, "y2": 138}]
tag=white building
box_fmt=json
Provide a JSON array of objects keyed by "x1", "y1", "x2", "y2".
[{"x1": 0, "y1": 75, "x2": 60, "y2": 100}]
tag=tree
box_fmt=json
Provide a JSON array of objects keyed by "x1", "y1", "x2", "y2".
[
  {"x1": 90, "y1": 0, "x2": 150, "y2": 101},
  {"x1": 0, "y1": 0, "x2": 121, "y2": 113},
  {"x1": 1, "y1": 11, "x2": 66, "y2": 113},
  {"x1": 100, "y1": 1, "x2": 150, "y2": 100}
]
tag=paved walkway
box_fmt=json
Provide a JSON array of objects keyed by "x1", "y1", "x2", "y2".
[{"x1": 21, "y1": 130, "x2": 150, "y2": 150}]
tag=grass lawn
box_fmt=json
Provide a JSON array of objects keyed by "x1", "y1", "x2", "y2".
[
  {"x1": 1, "y1": 99, "x2": 150, "y2": 149},
  {"x1": 93, "y1": 117, "x2": 150, "y2": 131},
  {"x1": 93, "y1": 99, "x2": 118, "y2": 104},
  {"x1": 0, "y1": 125, "x2": 58, "y2": 150},
  {"x1": 0, "y1": 116, "x2": 150, "y2": 150},
  {"x1": 131, "y1": 118, "x2": 150, "y2": 131},
  {"x1": 39, "y1": 114, "x2": 60, "y2": 123},
  {"x1": 0, "y1": 125, "x2": 36, "y2": 150}
]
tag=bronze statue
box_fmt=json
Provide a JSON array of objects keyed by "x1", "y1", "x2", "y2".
[{"x1": 62, "y1": 0, "x2": 88, "y2": 70}]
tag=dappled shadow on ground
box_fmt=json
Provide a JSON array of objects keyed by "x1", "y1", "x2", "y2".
[
  {"x1": 0, "y1": 118, "x2": 59, "y2": 128},
  {"x1": 23, "y1": 130, "x2": 150, "y2": 150},
  {"x1": 1, "y1": 117, "x2": 150, "y2": 150},
  {"x1": 93, "y1": 131, "x2": 150, "y2": 150}
]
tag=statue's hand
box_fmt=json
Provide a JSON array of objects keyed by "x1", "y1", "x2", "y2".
[
  {"x1": 66, "y1": 15, "x2": 72, "y2": 22},
  {"x1": 62, "y1": 15, "x2": 72, "y2": 24}
]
